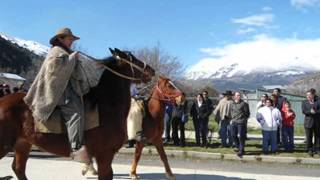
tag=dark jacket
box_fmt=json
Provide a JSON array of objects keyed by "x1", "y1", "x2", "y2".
[
  {"x1": 204, "y1": 98, "x2": 214, "y2": 116},
  {"x1": 273, "y1": 95, "x2": 287, "y2": 110},
  {"x1": 172, "y1": 100, "x2": 188, "y2": 119},
  {"x1": 302, "y1": 100, "x2": 320, "y2": 128},
  {"x1": 190, "y1": 101, "x2": 210, "y2": 120},
  {"x1": 230, "y1": 100, "x2": 250, "y2": 124}
]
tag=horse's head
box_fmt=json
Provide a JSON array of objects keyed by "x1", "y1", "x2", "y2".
[
  {"x1": 155, "y1": 76, "x2": 182, "y2": 103},
  {"x1": 109, "y1": 48, "x2": 155, "y2": 83}
]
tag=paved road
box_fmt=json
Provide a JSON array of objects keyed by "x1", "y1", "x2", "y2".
[{"x1": 0, "y1": 152, "x2": 319, "y2": 180}]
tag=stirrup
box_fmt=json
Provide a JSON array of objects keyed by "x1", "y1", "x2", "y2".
[{"x1": 135, "y1": 131, "x2": 147, "y2": 143}]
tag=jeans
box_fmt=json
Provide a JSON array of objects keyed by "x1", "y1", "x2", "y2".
[
  {"x1": 262, "y1": 130, "x2": 278, "y2": 153},
  {"x1": 220, "y1": 120, "x2": 233, "y2": 147},
  {"x1": 231, "y1": 122, "x2": 246, "y2": 153},
  {"x1": 281, "y1": 126, "x2": 294, "y2": 151},
  {"x1": 163, "y1": 112, "x2": 172, "y2": 141}
]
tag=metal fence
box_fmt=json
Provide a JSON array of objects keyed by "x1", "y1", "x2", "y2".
[{"x1": 187, "y1": 89, "x2": 306, "y2": 124}]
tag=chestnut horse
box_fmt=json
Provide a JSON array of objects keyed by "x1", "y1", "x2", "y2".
[
  {"x1": 129, "y1": 77, "x2": 181, "y2": 180},
  {"x1": 0, "y1": 48, "x2": 155, "y2": 180}
]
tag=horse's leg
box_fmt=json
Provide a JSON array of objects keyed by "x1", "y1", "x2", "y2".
[
  {"x1": 130, "y1": 142, "x2": 144, "y2": 179},
  {"x1": 96, "y1": 150, "x2": 114, "y2": 180},
  {"x1": 12, "y1": 139, "x2": 31, "y2": 180},
  {"x1": 153, "y1": 139, "x2": 175, "y2": 180}
]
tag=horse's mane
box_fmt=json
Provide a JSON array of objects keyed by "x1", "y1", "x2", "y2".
[
  {"x1": 85, "y1": 56, "x2": 130, "y2": 109},
  {"x1": 84, "y1": 56, "x2": 116, "y2": 108}
]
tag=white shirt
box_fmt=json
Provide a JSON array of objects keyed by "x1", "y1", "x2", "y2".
[{"x1": 256, "y1": 106, "x2": 282, "y2": 131}]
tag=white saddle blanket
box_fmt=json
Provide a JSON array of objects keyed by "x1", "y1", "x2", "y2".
[{"x1": 127, "y1": 98, "x2": 145, "y2": 140}]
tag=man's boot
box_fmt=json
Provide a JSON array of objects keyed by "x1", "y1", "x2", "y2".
[
  {"x1": 126, "y1": 140, "x2": 136, "y2": 148},
  {"x1": 71, "y1": 145, "x2": 90, "y2": 164},
  {"x1": 136, "y1": 131, "x2": 147, "y2": 143}
]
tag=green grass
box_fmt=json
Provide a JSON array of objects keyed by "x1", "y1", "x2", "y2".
[
  {"x1": 185, "y1": 115, "x2": 306, "y2": 136},
  {"x1": 165, "y1": 115, "x2": 310, "y2": 159},
  {"x1": 248, "y1": 124, "x2": 305, "y2": 136},
  {"x1": 160, "y1": 139, "x2": 316, "y2": 159}
]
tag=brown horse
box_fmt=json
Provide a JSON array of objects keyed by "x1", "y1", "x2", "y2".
[
  {"x1": 0, "y1": 48, "x2": 155, "y2": 180},
  {"x1": 129, "y1": 77, "x2": 181, "y2": 180}
]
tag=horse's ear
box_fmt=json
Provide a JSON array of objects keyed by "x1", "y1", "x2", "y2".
[
  {"x1": 109, "y1": 48, "x2": 115, "y2": 55},
  {"x1": 159, "y1": 75, "x2": 166, "y2": 80},
  {"x1": 114, "y1": 48, "x2": 122, "y2": 54}
]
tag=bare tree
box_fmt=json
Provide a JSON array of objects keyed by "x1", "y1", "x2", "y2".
[
  {"x1": 133, "y1": 44, "x2": 184, "y2": 79},
  {"x1": 130, "y1": 44, "x2": 186, "y2": 95}
]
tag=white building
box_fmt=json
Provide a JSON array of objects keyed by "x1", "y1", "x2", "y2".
[{"x1": 0, "y1": 73, "x2": 26, "y2": 89}]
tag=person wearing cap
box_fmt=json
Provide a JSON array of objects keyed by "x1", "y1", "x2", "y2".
[
  {"x1": 24, "y1": 27, "x2": 90, "y2": 163},
  {"x1": 213, "y1": 90, "x2": 233, "y2": 147}
]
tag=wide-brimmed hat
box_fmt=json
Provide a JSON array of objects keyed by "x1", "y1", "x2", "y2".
[
  {"x1": 49, "y1": 27, "x2": 80, "y2": 45},
  {"x1": 222, "y1": 90, "x2": 233, "y2": 96}
]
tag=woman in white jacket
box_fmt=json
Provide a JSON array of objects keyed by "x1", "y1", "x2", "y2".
[{"x1": 256, "y1": 99, "x2": 282, "y2": 154}]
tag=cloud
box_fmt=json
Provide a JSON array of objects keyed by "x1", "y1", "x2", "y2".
[
  {"x1": 231, "y1": 14, "x2": 274, "y2": 27},
  {"x1": 291, "y1": 0, "x2": 320, "y2": 8},
  {"x1": 262, "y1": 6, "x2": 273, "y2": 11},
  {"x1": 236, "y1": 28, "x2": 256, "y2": 35},
  {"x1": 188, "y1": 35, "x2": 320, "y2": 77}
]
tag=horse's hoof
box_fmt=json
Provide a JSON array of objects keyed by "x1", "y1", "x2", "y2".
[
  {"x1": 82, "y1": 164, "x2": 98, "y2": 176},
  {"x1": 88, "y1": 167, "x2": 98, "y2": 176},
  {"x1": 130, "y1": 173, "x2": 140, "y2": 180},
  {"x1": 81, "y1": 165, "x2": 89, "y2": 176},
  {"x1": 166, "y1": 173, "x2": 175, "y2": 180}
]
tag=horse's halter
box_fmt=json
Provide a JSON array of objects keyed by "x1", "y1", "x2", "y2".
[
  {"x1": 108, "y1": 53, "x2": 149, "y2": 81},
  {"x1": 151, "y1": 80, "x2": 181, "y2": 103}
]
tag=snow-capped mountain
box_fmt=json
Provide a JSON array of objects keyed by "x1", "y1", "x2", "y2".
[
  {"x1": 184, "y1": 56, "x2": 319, "y2": 91},
  {"x1": 185, "y1": 35, "x2": 320, "y2": 91},
  {"x1": 185, "y1": 58, "x2": 317, "y2": 80},
  {"x1": 0, "y1": 34, "x2": 49, "y2": 56}
]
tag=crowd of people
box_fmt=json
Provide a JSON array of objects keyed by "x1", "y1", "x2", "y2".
[
  {"x1": 162, "y1": 87, "x2": 320, "y2": 158},
  {"x1": 0, "y1": 83, "x2": 27, "y2": 98},
  {"x1": 0, "y1": 84, "x2": 12, "y2": 97}
]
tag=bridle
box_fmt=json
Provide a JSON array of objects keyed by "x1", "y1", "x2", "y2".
[
  {"x1": 80, "y1": 51, "x2": 149, "y2": 81},
  {"x1": 151, "y1": 81, "x2": 181, "y2": 103},
  {"x1": 107, "y1": 53, "x2": 149, "y2": 81}
]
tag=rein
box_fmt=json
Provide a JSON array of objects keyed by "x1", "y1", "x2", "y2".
[
  {"x1": 103, "y1": 65, "x2": 141, "y2": 81},
  {"x1": 79, "y1": 51, "x2": 147, "y2": 81}
]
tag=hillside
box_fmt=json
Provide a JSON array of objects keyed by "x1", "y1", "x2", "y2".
[{"x1": 0, "y1": 35, "x2": 44, "y2": 86}]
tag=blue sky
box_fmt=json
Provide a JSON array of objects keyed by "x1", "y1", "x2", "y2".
[{"x1": 1, "y1": 0, "x2": 320, "y2": 68}]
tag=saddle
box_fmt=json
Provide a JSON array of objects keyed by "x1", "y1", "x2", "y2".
[{"x1": 35, "y1": 102, "x2": 99, "y2": 134}]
